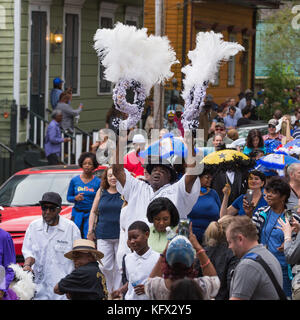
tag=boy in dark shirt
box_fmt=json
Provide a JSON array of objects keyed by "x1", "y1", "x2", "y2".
[{"x1": 54, "y1": 239, "x2": 108, "y2": 300}]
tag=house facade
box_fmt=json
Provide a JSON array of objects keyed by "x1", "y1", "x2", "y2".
[
  {"x1": 144, "y1": 0, "x2": 280, "y2": 105},
  {"x1": 0, "y1": 0, "x2": 143, "y2": 149}
]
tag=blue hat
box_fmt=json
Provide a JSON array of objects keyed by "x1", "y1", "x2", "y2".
[
  {"x1": 166, "y1": 235, "x2": 195, "y2": 268},
  {"x1": 53, "y1": 77, "x2": 63, "y2": 85}
]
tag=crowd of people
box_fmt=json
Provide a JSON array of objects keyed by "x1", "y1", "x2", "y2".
[{"x1": 2, "y1": 85, "x2": 300, "y2": 301}]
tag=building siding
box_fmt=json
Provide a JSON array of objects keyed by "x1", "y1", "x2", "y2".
[
  {"x1": 0, "y1": 0, "x2": 14, "y2": 145},
  {"x1": 144, "y1": 0, "x2": 255, "y2": 105}
]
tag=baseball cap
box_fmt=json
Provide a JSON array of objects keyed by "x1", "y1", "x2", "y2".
[
  {"x1": 166, "y1": 235, "x2": 195, "y2": 268},
  {"x1": 215, "y1": 122, "x2": 225, "y2": 128},
  {"x1": 132, "y1": 134, "x2": 146, "y2": 144},
  {"x1": 268, "y1": 119, "x2": 278, "y2": 127},
  {"x1": 39, "y1": 192, "x2": 62, "y2": 207},
  {"x1": 53, "y1": 77, "x2": 63, "y2": 86}
]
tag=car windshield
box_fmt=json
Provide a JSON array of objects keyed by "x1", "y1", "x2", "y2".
[{"x1": 0, "y1": 173, "x2": 78, "y2": 206}]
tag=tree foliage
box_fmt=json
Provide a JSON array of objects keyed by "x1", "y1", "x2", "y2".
[
  {"x1": 259, "y1": 2, "x2": 300, "y2": 75},
  {"x1": 256, "y1": 62, "x2": 297, "y2": 121}
]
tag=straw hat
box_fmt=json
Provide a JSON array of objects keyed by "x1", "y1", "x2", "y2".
[{"x1": 64, "y1": 239, "x2": 104, "y2": 261}]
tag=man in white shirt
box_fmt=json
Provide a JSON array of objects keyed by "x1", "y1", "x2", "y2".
[
  {"x1": 113, "y1": 133, "x2": 201, "y2": 260},
  {"x1": 22, "y1": 192, "x2": 81, "y2": 300}
]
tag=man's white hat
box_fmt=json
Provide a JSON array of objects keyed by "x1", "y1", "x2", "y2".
[{"x1": 132, "y1": 134, "x2": 146, "y2": 144}]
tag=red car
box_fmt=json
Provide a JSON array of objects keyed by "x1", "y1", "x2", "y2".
[{"x1": 0, "y1": 164, "x2": 106, "y2": 263}]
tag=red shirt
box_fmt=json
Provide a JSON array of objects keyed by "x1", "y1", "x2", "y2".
[
  {"x1": 123, "y1": 151, "x2": 145, "y2": 177},
  {"x1": 174, "y1": 116, "x2": 184, "y2": 136}
]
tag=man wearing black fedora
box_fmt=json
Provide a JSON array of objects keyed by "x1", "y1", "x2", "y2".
[
  {"x1": 22, "y1": 192, "x2": 81, "y2": 300},
  {"x1": 54, "y1": 239, "x2": 108, "y2": 300},
  {"x1": 113, "y1": 132, "x2": 202, "y2": 262}
]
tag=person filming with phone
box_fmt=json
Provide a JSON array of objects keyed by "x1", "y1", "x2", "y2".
[
  {"x1": 278, "y1": 197, "x2": 300, "y2": 300},
  {"x1": 252, "y1": 176, "x2": 300, "y2": 298},
  {"x1": 220, "y1": 170, "x2": 267, "y2": 218}
]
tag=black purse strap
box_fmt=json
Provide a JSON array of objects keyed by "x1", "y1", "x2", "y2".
[{"x1": 243, "y1": 252, "x2": 287, "y2": 300}]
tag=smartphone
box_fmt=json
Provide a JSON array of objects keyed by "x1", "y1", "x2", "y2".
[
  {"x1": 245, "y1": 189, "x2": 254, "y2": 205},
  {"x1": 178, "y1": 219, "x2": 190, "y2": 238},
  {"x1": 285, "y1": 209, "x2": 294, "y2": 226}
]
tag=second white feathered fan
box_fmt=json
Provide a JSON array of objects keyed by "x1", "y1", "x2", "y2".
[{"x1": 181, "y1": 31, "x2": 245, "y2": 130}]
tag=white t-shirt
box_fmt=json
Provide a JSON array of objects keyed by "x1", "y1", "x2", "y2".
[
  {"x1": 124, "y1": 248, "x2": 160, "y2": 300},
  {"x1": 22, "y1": 216, "x2": 81, "y2": 300},
  {"x1": 116, "y1": 169, "x2": 200, "y2": 268},
  {"x1": 116, "y1": 205, "x2": 131, "y2": 270},
  {"x1": 116, "y1": 169, "x2": 200, "y2": 229}
]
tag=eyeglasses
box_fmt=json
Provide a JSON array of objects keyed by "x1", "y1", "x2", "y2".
[
  {"x1": 215, "y1": 128, "x2": 225, "y2": 131},
  {"x1": 41, "y1": 205, "x2": 59, "y2": 212}
]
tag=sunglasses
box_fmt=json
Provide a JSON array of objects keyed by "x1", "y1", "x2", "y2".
[
  {"x1": 41, "y1": 205, "x2": 59, "y2": 212},
  {"x1": 268, "y1": 125, "x2": 276, "y2": 128},
  {"x1": 215, "y1": 127, "x2": 225, "y2": 131}
]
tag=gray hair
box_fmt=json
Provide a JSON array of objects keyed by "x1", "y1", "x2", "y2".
[
  {"x1": 286, "y1": 162, "x2": 300, "y2": 177},
  {"x1": 51, "y1": 109, "x2": 63, "y2": 119}
]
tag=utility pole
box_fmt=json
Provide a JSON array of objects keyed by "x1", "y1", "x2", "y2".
[{"x1": 153, "y1": 0, "x2": 165, "y2": 129}]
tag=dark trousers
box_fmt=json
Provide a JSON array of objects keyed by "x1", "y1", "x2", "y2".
[{"x1": 47, "y1": 153, "x2": 60, "y2": 165}]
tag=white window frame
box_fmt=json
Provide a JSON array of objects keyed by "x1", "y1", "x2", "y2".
[
  {"x1": 62, "y1": 3, "x2": 82, "y2": 96},
  {"x1": 97, "y1": 2, "x2": 118, "y2": 95},
  {"x1": 125, "y1": 6, "x2": 142, "y2": 27},
  {"x1": 227, "y1": 33, "x2": 236, "y2": 86}
]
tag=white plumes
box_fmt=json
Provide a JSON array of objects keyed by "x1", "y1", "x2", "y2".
[
  {"x1": 181, "y1": 31, "x2": 244, "y2": 100},
  {"x1": 94, "y1": 22, "x2": 178, "y2": 95},
  {"x1": 8, "y1": 264, "x2": 36, "y2": 300}
]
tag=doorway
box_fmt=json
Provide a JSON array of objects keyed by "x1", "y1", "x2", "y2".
[{"x1": 29, "y1": 10, "x2": 47, "y2": 145}]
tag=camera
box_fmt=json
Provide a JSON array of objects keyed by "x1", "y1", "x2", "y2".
[
  {"x1": 244, "y1": 189, "x2": 254, "y2": 205},
  {"x1": 285, "y1": 209, "x2": 294, "y2": 226},
  {"x1": 178, "y1": 219, "x2": 190, "y2": 238}
]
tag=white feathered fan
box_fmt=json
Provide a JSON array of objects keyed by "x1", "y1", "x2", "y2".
[
  {"x1": 94, "y1": 22, "x2": 178, "y2": 130},
  {"x1": 181, "y1": 31, "x2": 245, "y2": 130},
  {"x1": 8, "y1": 263, "x2": 36, "y2": 300}
]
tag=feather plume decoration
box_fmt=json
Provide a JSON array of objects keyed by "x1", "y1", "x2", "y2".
[
  {"x1": 94, "y1": 22, "x2": 178, "y2": 95},
  {"x1": 94, "y1": 23, "x2": 178, "y2": 130},
  {"x1": 181, "y1": 31, "x2": 244, "y2": 130},
  {"x1": 8, "y1": 263, "x2": 36, "y2": 300}
]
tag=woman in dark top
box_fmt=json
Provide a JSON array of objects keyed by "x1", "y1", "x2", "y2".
[
  {"x1": 87, "y1": 166, "x2": 123, "y2": 295},
  {"x1": 196, "y1": 215, "x2": 239, "y2": 300},
  {"x1": 188, "y1": 170, "x2": 221, "y2": 244}
]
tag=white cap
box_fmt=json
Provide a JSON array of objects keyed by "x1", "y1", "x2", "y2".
[{"x1": 132, "y1": 134, "x2": 146, "y2": 144}]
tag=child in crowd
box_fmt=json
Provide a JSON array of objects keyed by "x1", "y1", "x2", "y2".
[{"x1": 111, "y1": 221, "x2": 160, "y2": 300}]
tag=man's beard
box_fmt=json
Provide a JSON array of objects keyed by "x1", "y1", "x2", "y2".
[{"x1": 43, "y1": 214, "x2": 59, "y2": 229}]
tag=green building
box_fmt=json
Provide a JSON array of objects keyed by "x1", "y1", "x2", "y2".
[{"x1": 0, "y1": 0, "x2": 143, "y2": 180}]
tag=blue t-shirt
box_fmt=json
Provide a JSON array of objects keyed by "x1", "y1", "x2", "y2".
[
  {"x1": 243, "y1": 146, "x2": 266, "y2": 156},
  {"x1": 260, "y1": 209, "x2": 287, "y2": 267},
  {"x1": 67, "y1": 175, "x2": 101, "y2": 211},
  {"x1": 232, "y1": 193, "x2": 268, "y2": 216},
  {"x1": 95, "y1": 190, "x2": 123, "y2": 239},
  {"x1": 188, "y1": 189, "x2": 221, "y2": 243}
]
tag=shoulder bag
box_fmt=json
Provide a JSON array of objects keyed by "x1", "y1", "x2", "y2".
[{"x1": 243, "y1": 252, "x2": 287, "y2": 300}]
